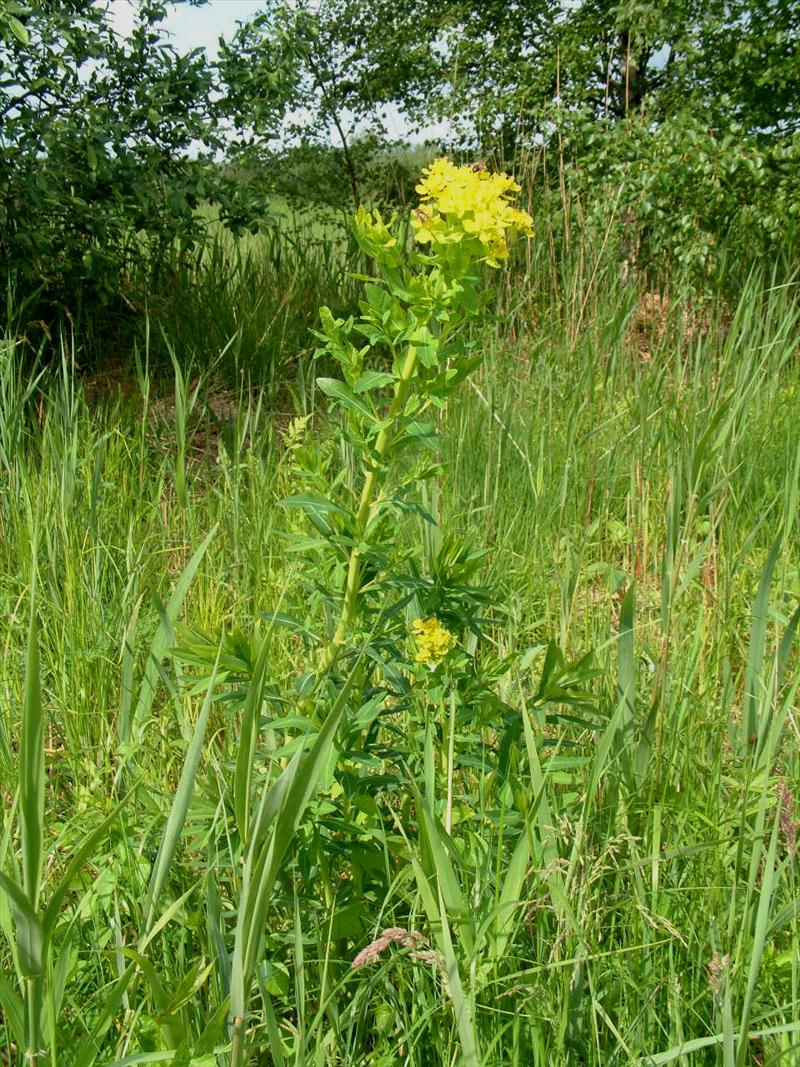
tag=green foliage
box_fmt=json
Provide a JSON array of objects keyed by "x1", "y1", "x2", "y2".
[
  {"x1": 244, "y1": 139, "x2": 426, "y2": 214},
  {"x1": 0, "y1": 0, "x2": 285, "y2": 326},
  {"x1": 323, "y1": 0, "x2": 800, "y2": 140},
  {"x1": 142, "y1": 218, "x2": 362, "y2": 385},
  {"x1": 219, "y1": 2, "x2": 422, "y2": 211},
  {"x1": 561, "y1": 109, "x2": 800, "y2": 281},
  {"x1": 6, "y1": 0, "x2": 798, "y2": 344}
]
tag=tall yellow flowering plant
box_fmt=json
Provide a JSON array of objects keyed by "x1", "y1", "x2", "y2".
[
  {"x1": 225, "y1": 161, "x2": 530, "y2": 1065},
  {"x1": 301, "y1": 159, "x2": 532, "y2": 689}
]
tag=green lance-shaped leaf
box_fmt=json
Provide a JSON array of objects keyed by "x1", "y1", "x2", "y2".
[
  {"x1": 418, "y1": 799, "x2": 474, "y2": 957},
  {"x1": 234, "y1": 632, "x2": 272, "y2": 847},
  {"x1": 486, "y1": 825, "x2": 530, "y2": 966},
  {"x1": 0, "y1": 970, "x2": 25, "y2": 1049},
  {"x1": 616, "y1": 582, "x2": 636, "y2": 726},
  {"x1": 741, "y1": 535, "x2": 782, "y2": 753},
  {"x1": 520, "y1": 697, "x2": 580, "y2": 938},
  {"x1": 352, "y1": 369, "x2": 397, "y2": 393},
  {"x1": 736, "y1": 803, "x2": 783, "y2": 1067},
  {"x1": 0, "y1": 871, "x2": 43, "y2": 978},
  {"x1": 616, "y1": 581, "x2": 641, "y2": 785},
  {"x1": 396, "y1": 804, "x2": 480, "y2": 1067},
  {"x1": 317, "y1": 376, "x2": 381, "y2": 425},
  {"x1": 71, "y1": 963, "x2": 137, "y2": 1067},
  {"x1": 5, "y1": 14, "x2": 30, "y2": 44},
  {"x1": 42, "y1": 794, "x2": 132, "y2": 942}
]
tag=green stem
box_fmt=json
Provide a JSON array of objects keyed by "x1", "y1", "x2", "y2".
[
  {"x1": 314, "y1": 344, "x2": 419, "y2": 680},
  {"x1": 445, "y1": 689, "x2": 456, "y2": 835},
  {"x1": 231, "y1": 1014, "x2": 247, "y2": 1067},
  {"x1": 26, "y1": 975, "x2": 43, "y2": 1064}
]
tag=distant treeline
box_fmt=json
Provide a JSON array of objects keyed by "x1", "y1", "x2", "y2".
[{"x1": 1, "y1": 0, "x2": 798, "y2": 346}]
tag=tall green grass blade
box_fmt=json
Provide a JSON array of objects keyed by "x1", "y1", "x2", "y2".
[
  {"x1": 234, "y1": 633, "x2": 272, "y2": 847},
  {"x1": 488, "y1": 825, "x2": 529, "y2": 965},
  {"x1": 419, "y1": 803, "x2": 474, "y2": 956},
  {"x1": 638, "y1": 1021, "x2": 800, "y2": 1064},
  {"x1": 20, "y1": 593, "x2": 44, "y2": 912},
  {"x1": 17, "y1": 580, "x2": 45, "y2": 1062},
  {"x1": 0, "y1": 969, "x2": 26, "y2": 1049},
  {"x1": 741, "y1": 536, "x2": 782, "y2": 752},
  {"x1": 776, "y1": 603, "x2": 800, "y2": 691},
  {"x1": 118, "y1": 595, "x2": 143, "y2": 749},
  {"x1": 72, "y1": 965, "x2": 137, "y2": 1067},
  {"x1": 100, "y1": 1053, "x2": 176, "y2": 1067},
  {"x1": 42, "y1": 798, "x2": 129, "y2": 940},
  {"x1": 127, "y1": 526, "x2": 216, "y2": 746},
  {"x1": 206, "y1": 866, "x2": 231, "y2": 999},
  {"x1": 194, "y1": 995, "x2": 233, "y2": 1056},
  {"x1": 139, "y1": 646, "x2": 221, "y2": 941},
  {"x1": 437, "y1": 883, "x2": 479, "y2": 1067},
  {"x1": 230, "y1": 655, "x2": 363, "y2": 1065},
  {"x1": 616, "y1": 581, "x2": 637, "y2": 782},
  {"x1": 735, "y1": 805, "x2": 782, "y2": 1067},
  {"x1": 397, "y1": 815, "x2": 480, "y2": 1067},
  {"x1": 0, "y1": 871, "x2": 42, "y2": 978},
  {"x1": 520, "y1": 694, "x2": 579, "y2": 937}
]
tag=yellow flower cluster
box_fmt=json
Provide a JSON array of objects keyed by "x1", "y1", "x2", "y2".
[
  {"x1": 411, "y1": 617, "x2": 456, "y2": 666},
  {"x1": 411, "y1": 158, "x2": 534, "y2": 267}
]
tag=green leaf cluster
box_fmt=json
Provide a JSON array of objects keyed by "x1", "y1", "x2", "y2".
[{"x1": 0, "y1": 0, "x2": 291, "y2": 325}]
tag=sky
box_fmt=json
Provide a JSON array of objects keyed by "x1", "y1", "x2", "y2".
[
  {"x1": 108, "y1": 1, "x2": 265, "y2": 59},
  {"x1": 106, "y1": 0, "x2": 452, "y2": 143}
]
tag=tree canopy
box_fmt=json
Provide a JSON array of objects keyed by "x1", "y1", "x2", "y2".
[
  {"x1": 284, "y1": 0, "x2": 800, "y2": 146},
  {"x1": 0, "y1": 0, "x2": 286, "y2": 314}
]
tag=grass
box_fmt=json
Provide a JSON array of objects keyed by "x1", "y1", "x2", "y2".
[{"x1": 0, "y1": 213, "x2": 798, "y2": 1065}]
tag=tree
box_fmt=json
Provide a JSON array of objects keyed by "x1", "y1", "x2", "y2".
[
  {"x1": 0, "y1": 0, "x2": 287, "y2": 322},
  {"x1": 291, "y1": 0, "x2": 800, "y2": 148},
  {"x1": 259, "y1": 0, "x2": 798, "y2": 279},
  {"x1": 218, "y1": 0, "x2": 448, "y2": 211}
]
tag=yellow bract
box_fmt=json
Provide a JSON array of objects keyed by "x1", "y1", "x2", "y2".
[
  {"x1": 411, "y1": 158, "x2": 533, "y2": 266},
  {"x1": 411, "y1": 617, "x2": 456, "y2": 666}
]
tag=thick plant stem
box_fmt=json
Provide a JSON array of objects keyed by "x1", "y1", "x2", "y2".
[
  {"x1": 26, "y1": 976, "x2": 43, "y2": 1064},
  {"x1": 315, "y1": 345, "x2": 419, "y2": 680},
  {"x1": 231, "y1": 1014, "x2": 246, "y2": 1067}
]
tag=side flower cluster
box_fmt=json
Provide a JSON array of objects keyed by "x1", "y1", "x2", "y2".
[
  {"x1": 411, "y1": 157, "x2": 534, "y2": 266},
  {"x1": 411, "y1": 617, "x2": 456, "y2": 667}
]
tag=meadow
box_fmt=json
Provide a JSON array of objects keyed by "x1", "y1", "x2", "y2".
[{"x1": 0, "y1": 184, "x2": 798, "y2": 1066}]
